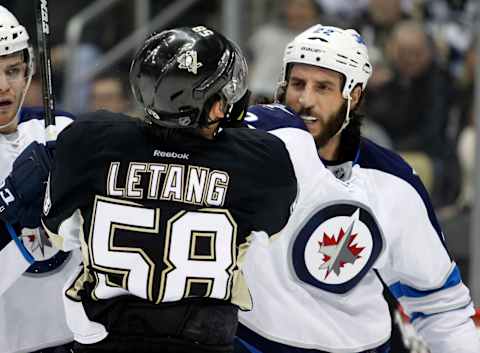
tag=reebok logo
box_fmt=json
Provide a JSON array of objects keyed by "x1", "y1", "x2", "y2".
[{"x1": 153, "y1": 150, "x2": 189, "y2": 160}]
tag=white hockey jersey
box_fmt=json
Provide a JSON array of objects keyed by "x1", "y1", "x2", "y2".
[
  {"x1": 0, "y1": 108, "x2": 82, "y2": 353},
  {"x1": 238, "y1": 104, "x2": 479, "y2": 353}
]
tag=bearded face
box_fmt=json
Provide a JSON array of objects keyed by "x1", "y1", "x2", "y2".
[{"x1": 284, "y1": 64, "x2": 348, "y2": 148}]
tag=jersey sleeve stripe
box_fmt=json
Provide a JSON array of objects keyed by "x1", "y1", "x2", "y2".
[
  {"x1": 388, "y1": 265, "x2": 461, "y2": 298},
  {"x1": 399, "y1": 282, "x2": 471, "y2": 317},
  {"x1": 409, "y1": 301, "x2": 474, "y2": 322}
]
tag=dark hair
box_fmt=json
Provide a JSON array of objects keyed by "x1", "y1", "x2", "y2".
[{"x1": 338, "y1": 81, "x2": 365, "y2": 161}]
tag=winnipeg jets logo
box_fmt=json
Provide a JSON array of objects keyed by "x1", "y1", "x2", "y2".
[
  {"x1": 177, "y1": 50, "x2": 202, "y2": 74},
  {"x1": 20, "y1": 226, "x2": 71, "y2": 275},
  {"x1": 291, "y1": 203, "x2": 383, "y2": 294},
  {"x1": 318, "y1": 210, "x2": 364, "y2": 278},
  {"x1": 21, "y1": 227, "x2": 52, "y2": 258}
]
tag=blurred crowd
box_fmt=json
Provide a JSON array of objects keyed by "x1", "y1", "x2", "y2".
[{"x1": 7, "y1": 0, "x2": 480, "y2": 282}]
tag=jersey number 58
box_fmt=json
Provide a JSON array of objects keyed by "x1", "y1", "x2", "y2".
[{"x1": 89, "y1": 196, "x2": 237, "y2": 304}]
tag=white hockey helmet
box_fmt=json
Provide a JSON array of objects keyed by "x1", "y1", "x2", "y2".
[
  {"x1": 0, "y1": 6, "x2": 30, "y2": 55},
  {"x1": 0, "y1": 5, "x2": 33, "y2": 72},
  {"x1": 280, "y1": 24, "x2": 372, "y2": 100}
]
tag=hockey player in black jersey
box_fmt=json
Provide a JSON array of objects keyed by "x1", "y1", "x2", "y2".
[{"x1": 41, "y1": 26, "x2": 299, "y2": 353}]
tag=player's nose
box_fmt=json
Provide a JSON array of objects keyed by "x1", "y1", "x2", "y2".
[
  {"x1": 298, "y1": 87, "x2": 315, "y2": 109},
  {"x1": 0, "y1": 72, "x2": 10, "y2": 92}
]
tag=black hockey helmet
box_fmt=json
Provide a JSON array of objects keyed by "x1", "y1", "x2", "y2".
[{"x1": 130, "y1": 26, "x2": 248, "y2": 128}]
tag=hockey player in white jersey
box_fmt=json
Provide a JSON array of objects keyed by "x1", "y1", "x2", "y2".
[
  {"x1": 237, "y1": 25, "x2": 480, "y2": 352},
  {"x1": 0, "y1": 6, "x2": 80, "y2": 353}
]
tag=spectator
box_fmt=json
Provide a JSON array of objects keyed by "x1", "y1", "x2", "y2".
[
  {"x1": 89, "y1": 71, "x2": 131, "y2": 113},
  {"x1": 364, "y1": 20, "x2": 456, "y2": 204},
  {"x1": 248, "y1": 0, "x2": 322, "y2": 98},
  {"x1": 356, "y1": 0, "x2": 414, "y2": 90},
  {"x1": 315, "y1": 0, "x2": 368, "y2": 26},
  {"x1": 421, "y1": 0, "x2": 478, "y2": 80}
]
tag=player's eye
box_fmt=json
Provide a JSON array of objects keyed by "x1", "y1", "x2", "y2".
[
  {"x1": 289, "y1": 79, "x2": 305, "y2": 89},
  {"x1": 4, "y1": 65, "x2": 26, "y2": 82},
  {"x1": 316, "y1": 83, "x2": 333, "y2": 93}
]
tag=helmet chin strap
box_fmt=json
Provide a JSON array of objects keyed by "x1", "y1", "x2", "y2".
[{"x1": 335, "y1": 94, "x2": 351, "y2": 136}]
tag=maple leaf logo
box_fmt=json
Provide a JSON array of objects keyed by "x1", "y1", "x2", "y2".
[{"x1": 317, "y1": 211, "x2": 365, "y2": 279}]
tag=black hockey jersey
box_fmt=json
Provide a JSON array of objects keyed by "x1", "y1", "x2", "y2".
[{"x1": 41, "y1": 110, "x2": 297, "y2": 341}]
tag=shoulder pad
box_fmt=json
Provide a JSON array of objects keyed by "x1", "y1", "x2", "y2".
[
  {"x1": 245, "y1": 104, "x2": 308, "y2": 132},
  {"x1": 19, "y1": 107, "x2": 76, "y2": 123}
]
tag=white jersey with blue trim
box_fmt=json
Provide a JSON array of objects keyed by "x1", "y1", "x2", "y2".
[
  {"x1": 356, "y1": 139, "x2": 478, "y2": 352},
  {"x1": 238, "y1": 104, "x2": 479, "y2": 353},
  {"x1": 0, "y1": 108, "x2": 82, "y2": 352}
]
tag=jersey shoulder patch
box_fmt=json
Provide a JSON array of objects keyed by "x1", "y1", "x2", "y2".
[{"x1": 291, "y1": 202, "x2": 384, "y2": 294}]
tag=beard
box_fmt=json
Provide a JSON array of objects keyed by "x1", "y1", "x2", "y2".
[{"x1": 302, "y1": 100, "x2": 348, "y2": 148}]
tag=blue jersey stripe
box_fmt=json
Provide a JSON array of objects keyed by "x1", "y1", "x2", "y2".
[
  {"x1": 6, "y1": 223, "x2": 35, "y2": 264},
  {"x1": 389, "y1": 265, "x2": 461, "y2": 299},
  {"x1": 409, "y1": 301, "x2": 473, "y2": 322}
]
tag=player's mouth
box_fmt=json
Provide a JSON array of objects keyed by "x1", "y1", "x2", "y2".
[
  {"x1": 0, "y1": 98, "x2": 14, "y2": 109},
  {"x1": 300, "y1": 115, "x2": 318, "y2": 123}
]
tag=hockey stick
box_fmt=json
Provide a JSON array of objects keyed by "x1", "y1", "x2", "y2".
[{"x1": 35, "y1": 0, "x2": 57, "y2": 143}]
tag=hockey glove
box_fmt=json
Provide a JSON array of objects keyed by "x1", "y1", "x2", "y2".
[{"x1": 0, "y1": 141, "x2": 54, "y2": 228}]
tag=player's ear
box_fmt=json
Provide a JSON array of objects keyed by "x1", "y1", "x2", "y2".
[
  {"x1": 208, "y1": 99, "x2": 226, "y2": 120},
  {"x1": 350, "y1": 85, "x2": 362, "y2": 110}
]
